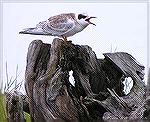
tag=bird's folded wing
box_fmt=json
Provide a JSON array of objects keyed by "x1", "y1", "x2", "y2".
[{"x1": 36, "y1": 17, "x2": 75, "y2": 36}]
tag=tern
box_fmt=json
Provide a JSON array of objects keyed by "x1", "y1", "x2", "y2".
[{"x1": 19, "y1": 13, "x2": 96, "y2": 42}]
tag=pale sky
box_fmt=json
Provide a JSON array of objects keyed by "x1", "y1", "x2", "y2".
[{"x1": 2, "y1": 2, "x2": 148, "y2": 92}]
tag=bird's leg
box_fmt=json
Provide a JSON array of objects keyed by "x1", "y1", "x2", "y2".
[{"x1": 62, "y1": 36, "x2": 68, "y2": 43}]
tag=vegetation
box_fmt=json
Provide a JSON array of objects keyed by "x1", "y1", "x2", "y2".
[
  {"x1": 1, "y1": 62, "x2": 31, "y2": 122},
  {"x1": 24, "y1": 112, "x2": 31, "y2": 122},
  {"x1": 0, "y1": 91, "x2": 7, "y2": 122}
]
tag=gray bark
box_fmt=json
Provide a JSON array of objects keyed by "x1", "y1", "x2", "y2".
[
  {"x1": 144, "y1": 68, "x2": 150, "y2": 119},
  {"x1": 6, "y1": 91, "x2": 25, "y2": 122},
  {"x1": 24, "y1": 38, "x2": 146, "y2": 122}
]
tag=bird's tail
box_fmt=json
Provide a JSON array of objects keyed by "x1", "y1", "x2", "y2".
[{"x1": 19, "y1": 27, "x2": 49, "y2": 35}]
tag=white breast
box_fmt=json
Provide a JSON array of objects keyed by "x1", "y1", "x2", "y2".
[{"x1": 62, "y1": 20, "x2": 89, "y2": 37}]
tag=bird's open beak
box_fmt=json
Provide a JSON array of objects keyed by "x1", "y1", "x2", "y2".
[{"x1": 85, "y1": 16, "x2": 96, "y2": 26}]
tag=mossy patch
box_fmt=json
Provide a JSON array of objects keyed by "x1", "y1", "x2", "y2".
[
  {"x1": 0, "y1": 92, "x2": 7, "y2": 122},
  {"x1": 24, "y1": 111, "x2": 31, "y2": 122}
]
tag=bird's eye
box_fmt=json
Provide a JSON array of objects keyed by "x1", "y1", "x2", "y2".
[{"x1": 78, "y1": 14, "x2": 87, "y2": 20}]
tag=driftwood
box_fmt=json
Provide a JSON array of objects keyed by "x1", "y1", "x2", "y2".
[
  {"x1": 144, "y1": 68, "x2": 150, "y2": 119},
  {"x1": 6, "y1": 91, "x2": 25, "y2": 122},
  {"x1": 23, "y1": 38, "x2": 146, "y2": 122}
]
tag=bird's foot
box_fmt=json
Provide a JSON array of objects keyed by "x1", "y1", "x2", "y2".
[{"x1": 62, "y1": 36, "x2": 68, "y2": 43}]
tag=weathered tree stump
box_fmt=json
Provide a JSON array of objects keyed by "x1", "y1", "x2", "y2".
[
  {"x1": 144, "y1": 68, "x2": 150, "y2": 119},
  {"x1": 6, "y1": 91, "x2": 25, "y2": 122},
  {"x1": 25, "y1": 38, "x2": 146, "y2": 122}
]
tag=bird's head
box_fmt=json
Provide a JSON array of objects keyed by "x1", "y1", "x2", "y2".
[{"x1": 76, "y1": 13, "x2": 96, "y2": 26}]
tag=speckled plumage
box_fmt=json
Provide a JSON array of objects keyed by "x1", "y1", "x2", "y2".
[{"x1": 19, "y1": 13, "x2": 96, "y2": 41}]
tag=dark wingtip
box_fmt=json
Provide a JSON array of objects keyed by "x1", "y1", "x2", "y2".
[{"x1": 19, "y1": 31, "x2": 24, "y2": 34}]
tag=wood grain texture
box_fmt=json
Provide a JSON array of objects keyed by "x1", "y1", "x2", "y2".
[{"x1": 24, "y1": 38, "x2": 146, "y2": 122}]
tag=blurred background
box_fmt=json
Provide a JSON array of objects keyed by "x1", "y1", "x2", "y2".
[{"x1": 1, "y1": 2, "x2": 148, "y2": 93}]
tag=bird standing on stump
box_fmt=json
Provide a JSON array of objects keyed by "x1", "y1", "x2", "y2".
[{"x1": 19, "y1": 13, "x2": 96, "y2": 42}]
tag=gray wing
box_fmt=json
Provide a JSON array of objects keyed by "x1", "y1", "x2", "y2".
[{"x1": 36, "y1": 17, "x2": 75, "y2": 36}]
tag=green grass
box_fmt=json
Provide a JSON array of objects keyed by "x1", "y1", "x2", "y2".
[
  {"x1": 0, "y1": 92, "x2": 7, "y2": 122},
  {"x1": 0, "y1": 92, "x2": 31, "y2": 122},
  {"x1": 24, "y1": 112, "x2": 31, "y2": 122}
]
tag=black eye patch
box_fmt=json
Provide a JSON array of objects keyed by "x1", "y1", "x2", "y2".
[{"x1": 78, "y1": 14, "x2": 87, "y2": 20}]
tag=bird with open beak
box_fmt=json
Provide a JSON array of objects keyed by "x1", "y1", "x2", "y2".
[{"x1": 19, "y1": 13, "x2": 96, "y2": 42}]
